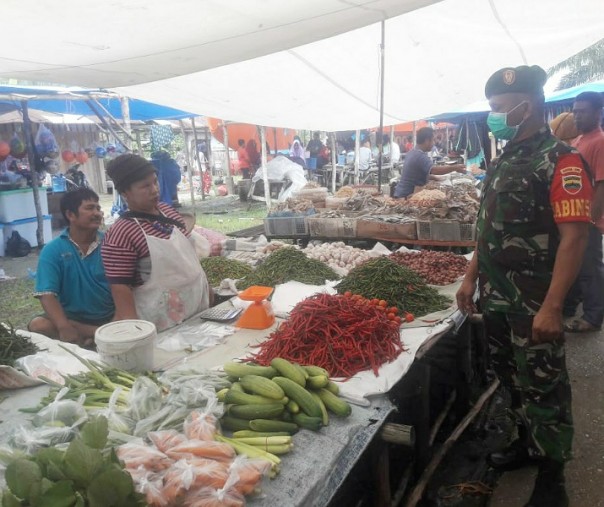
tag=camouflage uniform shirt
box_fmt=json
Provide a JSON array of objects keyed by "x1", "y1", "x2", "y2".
[{"x1": 476, "y1": 126, "x2": 593, "y2": 315}]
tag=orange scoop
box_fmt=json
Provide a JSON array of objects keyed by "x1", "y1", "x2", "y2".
[{"x1": 236, "y1": 286, "x2": 275, "y2": 329}]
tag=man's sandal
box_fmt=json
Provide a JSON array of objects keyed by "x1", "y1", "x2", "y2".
[{"x1": 563, "y1": 317, "x2": 600, "y2": 333}]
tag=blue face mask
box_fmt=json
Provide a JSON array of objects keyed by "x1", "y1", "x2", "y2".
[{"x1": 487, "y1": 101, "x2": 528, "y2": 140}]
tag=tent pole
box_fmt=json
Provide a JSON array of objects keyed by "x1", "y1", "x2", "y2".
[
  {"x1": 330, "y1": 132, "x2": 337, "y2": 193},
  {"x1": 413, "y1": 121, "x2": 417, "y2": 146},
  {"x1": 259, "y1": 126, "x2": 271, "y2": 209},
  {"x1": 179, "y1": 120, "x2": 196, "y2": 209},
  {"x1": 119, "y1": 97, "x2": 132, "y2": 149},
  {"x1": 21, "y1": 100, "x2": 44, "y2": 248},
  {"x1": 222, "y1": 123, "x2": 234, "y2": 195},
  {"x1": 191, "y1": 116, "x2": 205, "y2": 201},
  {"x1": 273, "y1": 128, "x2": 278, "y2": 156},
  {"x1": 377, "y1": 19, "x2": 386, "y2": 194},
  {"x1": 354, "y1": 129, "x2": 360, "y2": 185},
  {"x1": 135, "y1": 130, "x2": 143, "y2": 155},
  {"x1": 86, "y1": 99, "x2": 131, "y2": 151}
]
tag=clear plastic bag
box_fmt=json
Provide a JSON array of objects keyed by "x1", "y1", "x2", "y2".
[
  {"x1": 148, "y1": 430, "x2": 187, "y2": 454},
  {"x1": 8, "y1": 424, "x2": 76, "y2": 454},
  {"x1": 134, "y1": 468, "x2": 170, "y2": 507},
  {"x1": 32, "y1": 387, "x2": 88, "y2": 428},
  {"x1": 165, "y1": 440, "x2": 235, "y2": 462},
  {"x1": 228, "y1": 454, "x2": 272, "y2": 495},
  {"x1": 34, "y1": 124, "x2": 59, "y2": 157},
  {"x1": 128, "y1": 376, "x2": 163, "y2": 421},
  {"x1": 183, "y1": 403, "x2": 219, "y2": 441},
  {"x1": 182, "y1": 472, "x2": 245, "y2": 507},
  {"x1": 91, "y1": 387, "x2": 135, "y2": 434},
  {"x1": 116, "y1": 443, "x2": 173, "y2": 472},
  {"x1": 134, "y1": 404, "x2": 190, "y2": 437}
]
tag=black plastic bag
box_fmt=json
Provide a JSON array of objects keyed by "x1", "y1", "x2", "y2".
[{"x1": 6, "y1": 231, "x2": 31, "y2": 257}]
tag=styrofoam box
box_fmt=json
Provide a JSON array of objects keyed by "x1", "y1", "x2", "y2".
[
  {"x1": 0, "y1": 188, "x2": 49, "y2": 223},
  {"x1": 3, "y1": 215, "x2": 52, "y2": 248}
]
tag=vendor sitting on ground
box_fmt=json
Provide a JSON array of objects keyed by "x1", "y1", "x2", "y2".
[
  {"x1": 28, "y1": 188, "x2": 114, "y2": 347},
  {"x1": 101, "y1": 154, "x2": 211, "y2": 332},
  {"x1": 394, "y1": 127, "x2": 466, "y2": 199}
]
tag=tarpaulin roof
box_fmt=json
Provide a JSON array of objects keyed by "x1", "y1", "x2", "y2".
[
  {"x1": 0, "y1": 85, "x2": 194, "y2": 121},
  {"x1": 1, "y1": 0, "x2": 603, "y2": 130}
]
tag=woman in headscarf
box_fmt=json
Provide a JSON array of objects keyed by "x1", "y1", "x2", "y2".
[
  {"x1": 101, "y1": 154, "x2": 211, "y2": 332},
  {"x1": 289, "y1": 138, "x2": 307, "y2": 168}
]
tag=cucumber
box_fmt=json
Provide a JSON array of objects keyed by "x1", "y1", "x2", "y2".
[
  {"x1": 240, "y1": 375, "x2": 285, "y2": 400},
  {"x1": 292, "y1": 412, "x2": 323, "y2": 432},
  {"x1": 303, "y1": 365, "x2": 330, "y2": 377},
  {"x1": 221, "y1": 416, "x2": 251, "y2": 432},
  {"x1": 270, "y1": 358, "x2": 306, "y2": 387},
  {"x1": 307, "y1": 375, "x2": 329, "y2": 389},
  {"x1": 286, "y1": 400, "x2": 300, "y2": 414},
  {"x1": 225, "y1": 389, "x2": 287, "y2": 406},
  {"x1": 310, "y1": 391, "x2": 329, "y2": 426},
  {"x1": 272, "y1": 376, "x2": 322, "y2": 419},
  {"x1": 250, "y1": 419, "x2": 299, "y2": 434},
  {"x1": 223, "y1": 362, "x2": 278, "y2": 378},
  {"x1": 325, "y1": 381, "x2": 340, "y2": 395},
  {"x1": 229, "y1": 403, "x2": 284, "y2": 420},
  {"x1": 317, "y1": 388, "x2": 352, "y2": 417}
]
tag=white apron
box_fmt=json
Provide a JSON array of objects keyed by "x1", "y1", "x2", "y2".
[{"x1": 133, "y1": 221, "x2": 209, "y2": 332}]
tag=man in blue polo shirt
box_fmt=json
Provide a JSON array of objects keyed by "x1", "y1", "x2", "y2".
[
  {"x1": 28, "y1": 188, "x2": 114, "y2": 347},
  {"x1": 394, "y1": 127, "x2": 466, "y2": 198}
]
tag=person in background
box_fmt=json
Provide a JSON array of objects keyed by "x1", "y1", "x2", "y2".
[
  {"x1": 456, "y1": 65, "x2": 593, "y2": 507},
  {"x1": 393, "y1": 127, "x2": 465, "y2": 198},
  {"x1": 562, "y1": 92, "x2": 604, "y2": 333},
  {"x1": 306, "y1": 131, "x2": 324, "y2": 161},
  {"x1": 289, "y1": 138, "x2": 307, "y2": 168},
  {"x1": 358, "y1": 138, "x2": 372, "y2": 171},
  {"x1": 246, "y1": 139, "x2": 261, "y2": 173},
  {"x1": 390, "y1": 135, "x2": 401, "y2": 164},
  {"x1": 151, "y1": 150, "x2": 181, "y2": 207},
  {"x1": 404, "y1": 136, "x2": 413, "y2": 152},
  {"x1": 237, "y1": 139, "x2": 252, "y2": 179},
  {"x1": 28, "y1": 188, "x2": 114, "y2": 347},
  {"x1": 102, "y1": 154, "x2": 211, "y2": 333}
]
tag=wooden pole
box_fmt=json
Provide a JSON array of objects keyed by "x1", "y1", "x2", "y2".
[
  {"x1": 119, "y1": 97, "x2": 132, "y2": 149},
  {"x1": 377, "y1": 20, "x2": 386, "y2": 193},
  {"x1": 179, "y1": 120, "x2": 196, "y2": 208},
  {"x1": 354, "y1": 129, "x2": 360, "y2": 185},
  {"x1": 330, "y1": 132, "x2": 337, "y2": 193},
  {"x1": 21, "y1": 101, "x2": 44, "y2": 247},
  {"x1": 191, "y1": 117, "x2": 205, "y2": 201},
  {"x1": 259, "y1": 125, "x2": 271, "y2": 208},
  {"x1": 405, "y1": 379, "x2": 500, "y2": 507},
  {"x1": 380, "y1": 423, "x2": 415, "y2": 447}
]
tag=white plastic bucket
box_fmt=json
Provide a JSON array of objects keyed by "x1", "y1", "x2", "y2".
[{"x1": 95, "y1": 320, "x2": 156, "y2": 372}]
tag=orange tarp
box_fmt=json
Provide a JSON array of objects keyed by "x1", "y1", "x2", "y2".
[{"x1": 207, "y1": 118, "x2": 296, "y2": 152}]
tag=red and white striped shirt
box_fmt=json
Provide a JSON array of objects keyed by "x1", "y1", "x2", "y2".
[{"x1": 101, "y1": 202, "x2": 188, "y2": 286}]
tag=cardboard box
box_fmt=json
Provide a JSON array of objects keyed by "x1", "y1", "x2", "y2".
[{"x1": 356, "y1": 218, "x2": 417, "y2": 240}]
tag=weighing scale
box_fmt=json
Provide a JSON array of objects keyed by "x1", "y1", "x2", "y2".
[{"x1": 236, "y1": 286, "x2": 275, "y2": 330}]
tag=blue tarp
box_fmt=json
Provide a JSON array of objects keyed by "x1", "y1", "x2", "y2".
[{"x1": 0, "y1": 85, "x2": 195, "y2": 121}]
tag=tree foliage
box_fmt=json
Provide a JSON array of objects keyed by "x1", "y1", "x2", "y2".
[{"x1": 547, "y1": 38, "x2": 604, "y2": 90}]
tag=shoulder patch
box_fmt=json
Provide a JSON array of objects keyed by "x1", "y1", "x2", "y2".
[{"x1": 561, "y1": 166, "x2": 583, "y2": 195}]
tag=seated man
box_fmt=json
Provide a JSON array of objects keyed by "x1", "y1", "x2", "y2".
[{"x1": 28, "y1": 188, "x2": 114, "y2": 347}]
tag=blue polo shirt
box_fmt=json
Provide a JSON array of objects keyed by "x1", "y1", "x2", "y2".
[
  {"x1": 35, "y1": 229, "x2": 114, "y2": 323},
  {"x1": 394, "y1": 148, "x2": 434, "y2": 198}
]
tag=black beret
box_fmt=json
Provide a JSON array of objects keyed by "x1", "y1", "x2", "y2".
[
  {"x1": 485, "y1": 65, "x2": 547, "y2": 99},
  {"x1": 106, "y1": 153, "x2": 157, "y2": 193}
]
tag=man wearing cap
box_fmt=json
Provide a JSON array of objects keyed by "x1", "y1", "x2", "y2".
[
  {"x1": 563, "y1": 91, "x2": 604, "y2": 333},
  {"x1": 101, "y1": 154, "x2": 211, "y2": 333},
  {"x1": 456, "y1": 65, "x2": 593, "y2": 507}
]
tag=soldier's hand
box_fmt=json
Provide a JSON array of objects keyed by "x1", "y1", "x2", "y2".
[
  {"x1": 456, "y1": 278, "x2": 477, "y2": 315},
  {"x1": 532, "y1": 308, "x2": 563, "y2": 343}
]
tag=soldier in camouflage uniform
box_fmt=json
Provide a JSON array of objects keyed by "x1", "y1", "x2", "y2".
[{"x1": 456, "y1": 65, "x2": 593, "y2": 507}]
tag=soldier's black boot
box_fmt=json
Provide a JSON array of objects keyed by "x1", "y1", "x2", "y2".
[
  {"x1": 524, "y1": 459, "x2": 568, "y2": 507},
  {"x1": 487, "y1": 438, "x2": 531, "y2": 471}
]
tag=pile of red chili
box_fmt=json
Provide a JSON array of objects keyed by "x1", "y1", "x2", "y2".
[{"x1": 250, "y1": 293, "x2": 405, "y2": 378}]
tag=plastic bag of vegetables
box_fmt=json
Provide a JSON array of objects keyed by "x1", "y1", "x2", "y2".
[
  {"x1": 128, "y1": 376, "x2": 163, "y2": 421},
  {"x1": 32, "y1": 387, "x2": 87, "y2": 428}
]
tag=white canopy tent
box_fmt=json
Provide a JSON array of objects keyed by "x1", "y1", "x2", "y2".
[{"x1": 1, "y1": 0, "x2": 603, "y2": 130}]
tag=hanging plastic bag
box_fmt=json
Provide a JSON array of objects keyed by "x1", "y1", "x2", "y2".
[{"x1": 34, "y1": 124, "x2": 59, "y2": 158}]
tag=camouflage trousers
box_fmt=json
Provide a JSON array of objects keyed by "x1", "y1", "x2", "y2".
[{"x1": 483, "y1": 311, "x2": 573, "y2": 463}]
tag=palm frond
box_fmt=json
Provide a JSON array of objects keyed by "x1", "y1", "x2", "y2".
[{"x1": 547, "y1": 38, "x2": 604, "y2": 89}]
